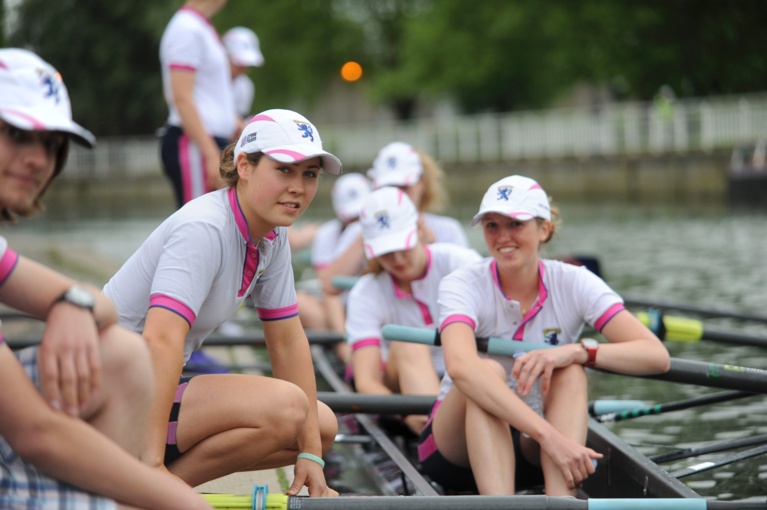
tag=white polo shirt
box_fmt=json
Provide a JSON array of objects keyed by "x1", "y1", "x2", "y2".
[
  {"x1": 346, "y1": 243, "x2": 482, "y2": 374},
  {"x1": 422, "y1": 212, "x2": 469, "y2": 247},
  {"x1": 436, "y1": 258, "x2": 625, "y2": 414},
  {"x1": 103, "y1": 188, "x2": 297, "y2": 363},
  {"x1": 311, "y1": 219, "x2": 360, "y2": 270},
  {"x1": 160, "y1": 7, "x2": 236, "y2": 138},
  {"x1": 233, "y1": 74, "x2": 255, "y2": 119}
]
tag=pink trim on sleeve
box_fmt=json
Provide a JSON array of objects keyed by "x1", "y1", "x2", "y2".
[
  {"x1": 0, "y1": 247, "x2": 19, "y2": 286},
  {"x1": 169, "y1": 63, "x2": 196, "y2": 72},
  {"x1": 439, "y1": 315, "x2": 476, "y2": 333},
  {"x1": 257, "y1": 303, "x2": 299, "y2": 321},
  {"x1": 594, "y1": 303, "x2": 625, "y2": 332},
  {"x1": 351, "y1": 338, "x2": 381, "y2": 351},
  {"x1": 149, "y1": 294, "x2": 197, "y2": 327},
  {"x1": 0, "y1": 333, "x2": 4, "y2": 345}
]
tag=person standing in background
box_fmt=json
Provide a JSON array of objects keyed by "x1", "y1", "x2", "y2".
[
  {"x1": 159, "y1": 0, "x2": 238, "y2": 210},
  {"x1": 223, "y1": 26, "x2": 264, "y2": 122}
]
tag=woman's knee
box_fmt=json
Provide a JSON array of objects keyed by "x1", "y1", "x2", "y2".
[
  {"x1": 99, "y1": 325, "x2": 153, "y2": 395},
  {"x1": 484, "y1": 358, "x2": 508, "y2": 381},
  {"x1": 267, "y1": 382, "x2": 310, "y2": 442},
  {"x1": 550, "y1": 363, "x2": 587, "y2": 391},
  {"x1": 317, "y1": 402, "x2": 338, "y2": 453}
]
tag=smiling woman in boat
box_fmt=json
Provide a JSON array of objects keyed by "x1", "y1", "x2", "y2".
[
  {"x1": 418, "y1": 175, "x2": 671, "y2": 496},
  {"x1": 345, "y1": 187, "x2": 482, "y2": 435},
  {"x1": 103, "y1": 109, "x2": 340, "y2": 496}
]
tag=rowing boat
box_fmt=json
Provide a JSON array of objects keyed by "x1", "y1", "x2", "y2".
[{"x1": 310, "y1": 343, "x2": 701, "y2": 499}]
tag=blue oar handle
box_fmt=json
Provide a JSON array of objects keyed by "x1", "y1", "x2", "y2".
[
  {"x1": 331, "y1": 276, "x2": 359, "y2": 290},
  {"x1": 381, "y1": 324, "x2": 551, "y2": 354}
]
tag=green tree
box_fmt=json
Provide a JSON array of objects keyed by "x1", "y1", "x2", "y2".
[
  {"x1": 363, "y1": 0, "x2": 767, "y2": 114},
  {"x1": 10, "y1": 0, "x2": 176, "y2": 136},
  {"x1": 215, "y1": 0, "x2": 365, "y2": 114}
]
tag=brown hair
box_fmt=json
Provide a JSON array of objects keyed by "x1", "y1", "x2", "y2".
[
  {"x1": 538, "y1": 198, "x2": 561, "y2": 244},
  {"x1": 219, "y1": 142, "x2": 265, "y2": 187},
  {"x1": 416, "y1": 150, "x2": 448, "y2": 213}
]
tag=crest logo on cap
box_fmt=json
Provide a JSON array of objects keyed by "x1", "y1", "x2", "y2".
[
  {"x1": 375, "y1": 210, "x2": 391, "y2": 230},
  {"x1": 497, "y1": 186, "x2": 513, "y2": 201},
  {"x1": 295, "y1": 121, "x2": 314, "y2": 142},
  {"x1": 386, "y1": 156, "x2": 398, "y2": 169},
  {"x1": 38, "y1": 69, "x2": 61, "y2": 104}
]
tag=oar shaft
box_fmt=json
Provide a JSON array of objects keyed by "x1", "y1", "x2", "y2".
[
  {"x1": 7, "y1": 330, "x2": 345, "y2": 350},
  {"x1": 623, "y1": 294, "x2": 767, "y2": 324},
  {"x1": 652, "y1": 433, "x2": 767, "y2": 464},
  {"x1": 203, "y1": 494, "x2": 767, "y2": 510},
  {"x1": 597, "y1": 390, "x2": 754, "y2": 423},
  {"x1": 381, "y1": 325, "x2": 767, "y2": 394},
  {"x1": 317, "y1": 392, "x2": 435, "y2": 415},
  {"x1": 670, "y1": 443, "x2": 767, "y2": 479}
]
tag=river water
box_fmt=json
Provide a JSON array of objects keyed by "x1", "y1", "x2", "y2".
[{"x1": 4, "y1": 192, "x2": 767, "y2": 500}]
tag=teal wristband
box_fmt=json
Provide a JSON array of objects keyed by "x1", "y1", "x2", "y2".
[{"x1": 297, "y1": 452, "x2": 325, "y2": 469}]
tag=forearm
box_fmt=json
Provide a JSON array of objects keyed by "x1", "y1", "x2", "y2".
[
  {"x1": 142, "y1": 336, "x2": 185, "y2": 466},
  {"x1": 21, "y1": 415, "x2": 206, "y2": 509},
  {"x1": 319, "y1": 237, "x2": 364, "y2": 295},
  {"x1": 175, "y1": 96, "x2": 220, "y2": 157},
  {"x1": 0, "y1": 256, "x2": 117, "y2": 328}
]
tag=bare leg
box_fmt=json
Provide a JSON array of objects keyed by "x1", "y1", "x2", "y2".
[
  {"x1": 431, "y1": 359, "x2": 517, "y2": 494},
  {"x1": 465, "y1": 360, "x2": 515, "y2": 495},
  {"x1": 167, "y1": 374, "x2": 337, "y2": 487},
  {"x1": 386, "y1": 342, "x2": 441, "y2": 434},
  {"x1": 297, "y1": 291, "x2": 327, "y2": 330},
  {"x1": 80, "y1": 325, "x2": 153, "y2": 457},
  {"x1": 539, "y1": 364, "x2": 588, "y2": 496}
]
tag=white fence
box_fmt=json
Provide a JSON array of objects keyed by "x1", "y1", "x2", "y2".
[{"x1": 64, "y1": 92, "x2": 767, "y2": 180}]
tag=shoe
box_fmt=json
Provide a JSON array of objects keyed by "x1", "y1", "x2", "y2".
[{"x1": 184, "y1": 349, "x2": 230, "y2": 374}]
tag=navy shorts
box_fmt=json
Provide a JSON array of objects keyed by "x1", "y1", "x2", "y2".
[
  {"x1": 164, "y1": 375, "x2": 194, "y2": 465},
  {"x1": 160, "y1": 125, "x2": 230, "y2": 209},
  {"x1": 417, "y1": 420, "x2": 544, "y2": 493}
]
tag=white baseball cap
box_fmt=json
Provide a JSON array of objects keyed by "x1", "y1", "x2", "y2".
[
  {"x1": 332, "y1": 172, "x2": 371, "y2": 222},
  {"x1": 223, "y1": 27, "x2": 265, "y2": 67},
  {"x1": 0, "y1": 48, "x2": 95, "y2": 148},
  {"x1": 234, "y1": 109, "x2": 342, "y2": 175},
  {"x1": 359, "y1": 187, "x2": 419, "y2": 259},
  {"x1": 470, "y1": 175, "x2": 551, "y2": 226},
  {"x1": 367, "y1": 142, "x2": 423, "y2": 188}
]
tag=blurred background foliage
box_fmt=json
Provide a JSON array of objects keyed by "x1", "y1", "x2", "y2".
[{"x1": 4, "y1": 0, "x2": 766, "y2": 135}]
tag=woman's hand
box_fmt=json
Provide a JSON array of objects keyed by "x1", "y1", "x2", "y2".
[
  {"x1": 542, "y1": 431, "x2": 602, "y2": 489},
  {"x1": 287, "y1": 457, "x2": 338, "y2": 497},
  {"x1": 511, "y1": 344, "x2": 581, "y2": 395}
]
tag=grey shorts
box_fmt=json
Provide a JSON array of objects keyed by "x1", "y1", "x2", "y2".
[{"x1": 0, "y1": 346, "x2": 117, "y2": 509}]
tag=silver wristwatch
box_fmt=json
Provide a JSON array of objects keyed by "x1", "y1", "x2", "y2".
[{"x1": 53, "y1": 286, "x2": 95, "y2": 313}]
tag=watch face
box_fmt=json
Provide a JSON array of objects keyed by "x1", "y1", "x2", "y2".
[
  {"x1": 67, "y1": 286, "x2": 95, "y2": 308},
  {"x1": 582, "y1": 338, "x2": 599, "y2": 349}
]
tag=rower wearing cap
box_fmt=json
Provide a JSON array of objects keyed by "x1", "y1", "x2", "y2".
[
  {"x1": 0, "y1": 47, "x2": 212, "y2": 510},
  {"x1": 417, "y1": 175, "x2": 670, "y2": 496},
  {"x1": 104, "y1": 109, "x2": 341, "y2": 496}
]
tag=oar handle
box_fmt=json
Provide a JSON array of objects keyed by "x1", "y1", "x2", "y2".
[
  {"x1": 380, "y1": 324, "x2": 547, "y2": 354},
  {"x1": 383, "y1": 325, "x2": 767, "y2": 394},
  {"x1": 331, "y1": 276, "x2": 358, "y2": 291}
]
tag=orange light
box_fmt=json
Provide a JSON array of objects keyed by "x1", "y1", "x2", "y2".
[{"x1": 341, "y1": 61, "x2": 363, "y2": 82}]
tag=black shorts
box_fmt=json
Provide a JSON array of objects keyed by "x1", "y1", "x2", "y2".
[
  {"x1": 417, "y1": 420, "x2": 544, "y2": 493},
  {"x1": 160, "y1": 125, "x2": 230, "y2": 209},
  {"x1": 164, "y1": 375, "x2": 194, "y2": 465}
]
